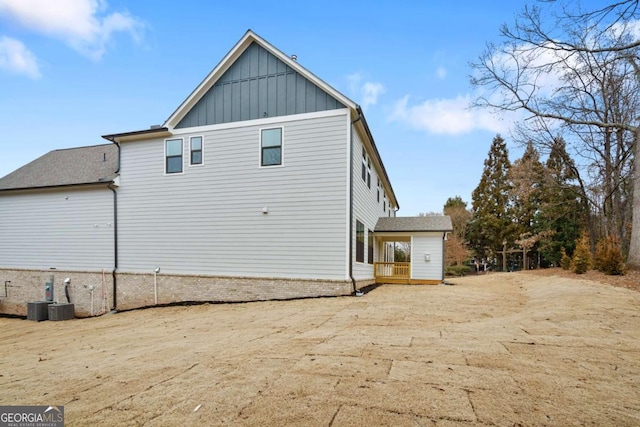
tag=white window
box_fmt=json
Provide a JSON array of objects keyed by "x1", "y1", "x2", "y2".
[
  {"x1": 165, "y1": 138, "x2": 183, "y2": 174},
  {"x1": 190, "y1": 136, "x2": 203, "y2": 165},
  {"x1": 361, "y1": 147, "x2": 371, "y2": 188},
  {"x1": 261, "y1": 128, "x2": 282, "y2": 167},
  {"x1": 356, "y1": 220, "x2": 365, "y2": 263}
]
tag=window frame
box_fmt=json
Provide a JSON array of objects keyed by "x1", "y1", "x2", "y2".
[
  {"x1": 356, "y1": 220, "x2": 365, "y2": 263},
  {"x1": 259, "y1": 127, "x2": 284, "y2": 168},
  {"x1": 189, "y1": 135, "x2": 204, "y2": 166},
  {"x1": 165, "y1": 138, "x2": 184, "y2": 175},
  {"x1": 361, "y1": 148, "x2": 367, "y2": 182},
  {"x1": 367, "y1": 229, "x2": 374, "y2": 265}
]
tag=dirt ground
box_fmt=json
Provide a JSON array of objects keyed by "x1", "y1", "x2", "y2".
[{"x1": 1, "y1": 271, "x2": 639, "y2": 426}]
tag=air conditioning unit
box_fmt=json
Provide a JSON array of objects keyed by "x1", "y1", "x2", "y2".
[
  {"x1": 48, "y1": 303, "x2": 74, "y2": 321},
  {"x1": 27, "y1": 301, "x2": 55, "y2": 321}
]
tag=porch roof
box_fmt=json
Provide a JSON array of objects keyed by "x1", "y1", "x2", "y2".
[{"x1": 374, "y1": 216, "x2": 453, "y2": 233}]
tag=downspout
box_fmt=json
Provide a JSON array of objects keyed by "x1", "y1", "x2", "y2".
[
  {"x1": 107, "y1": 182, "x2": 118, "y2": 311},
  {"x1": 350, "y1": 109, "x2": 362, "y2": 295},
  {"x1": 106, "y1": 137, "x2": 120, "y2": 310}
]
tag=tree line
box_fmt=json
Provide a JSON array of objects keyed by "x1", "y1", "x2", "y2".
[{"x1": 442, "y1": 0, "x2": 639, "y2": 274}]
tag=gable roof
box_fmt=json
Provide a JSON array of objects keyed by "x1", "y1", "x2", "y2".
[
  {"x1": 164, "y1": 30, "x2": 356, "y2": 129},
  {"x1": 0, "y1": 144, "x2": 117, "y2": 192},
  {"x1": 375, "y1": 216, "x2": 453, "y2": 233}
]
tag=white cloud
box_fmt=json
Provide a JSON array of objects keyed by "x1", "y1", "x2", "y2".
[
  {"x1": 346, "y1": 72, "x2": 385, "y2": 109},
  {"x1": 0, "y1": 36, "x2": 40, "y2": 78},
  {"x1": 389, "y1": 94, "x2": 509, "y2": 136},
  {"x1": 0, "y1": 0, "x2": 144, "y2": 60},
  {"x1": 361, "y1": 81, "x2": 385, "y2": 109},
  {"x1": 436, "y1": 66, "x2": 447, "y2": 79}
]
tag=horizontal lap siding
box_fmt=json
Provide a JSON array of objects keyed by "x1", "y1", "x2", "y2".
[
  {"x1": 352, "y1": 130, "x2": 388, "y2": 280},
  {"x1": 118, "y1": 112, "x2": 348, "y2": 279},
  {"x1": 0, "y1": 188, "x2": 114, "y2": 270},
  {"x1": 412, "y1": 234, "x2": 444, "y2": 281}
]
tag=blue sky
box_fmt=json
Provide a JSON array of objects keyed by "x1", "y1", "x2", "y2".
[{"x1": 0, "y1": 0, "x2": 551, "y2": 214}]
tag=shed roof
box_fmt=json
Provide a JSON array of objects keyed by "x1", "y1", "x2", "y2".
[
  {"x1": 375, "y1": 216, "x2": 453, "y2": 233},
  {"x1": 0, "y1": 144, "x2": 117, "y2": 191}
]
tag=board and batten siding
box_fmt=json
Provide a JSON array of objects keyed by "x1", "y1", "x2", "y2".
[
  {"x1": 0, "y1": 187, "x2": 115, "y2": 270},
  {"x1": 411, "y1": 233, "x2": 445, "y2": 281},
  {"x1": 117, "y1": 110, "x2": 349, "y2": 280},
  {"x1": 351, "y1": 128, "x2": 390, "y2": 280},
  {"x1": 177, "y1": 42, "x2": 344, "y2": 129}
]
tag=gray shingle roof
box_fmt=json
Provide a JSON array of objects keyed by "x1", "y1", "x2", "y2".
[
  {"x1": 375, "y1": 216, "x2": 453, "y2": 232},
  {"x1": 0, "y1": 144, "x2": 118, "y2": 191}
]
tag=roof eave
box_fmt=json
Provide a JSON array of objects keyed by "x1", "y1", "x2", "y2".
[
  {"x1": 101, "y1": 127, "x2": 171, "y2": 143},
  {"x1": 0, "y1": 180, "x2": 115, "y2": 193},
  {"x1": 355, "y1": 106, "x2": 399, "y2": 210}
]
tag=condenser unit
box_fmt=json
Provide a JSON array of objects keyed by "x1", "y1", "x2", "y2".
[
  {"x1": 27, "y1": 301, "x2": 55, "y2": 321},
  {"x1": 48, "y1": 303, "x2": 74, "y2": 321}
]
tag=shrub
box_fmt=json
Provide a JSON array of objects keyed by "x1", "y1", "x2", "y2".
[
  {"x1": 446, "y1": 265, "x2": 472, "y2": 277},
  {"x1": 571, "y1": 232, "x2": 592, "y2": 274},
  {"x1": 594, "y1": 234, "x2": 625, "y2": 276},
  {"x1": 560, "y1": 247, "x2": 572, "y2": 270}
]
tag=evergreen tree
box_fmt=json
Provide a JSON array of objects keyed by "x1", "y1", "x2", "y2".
[
  {"x1": 509, "y1": 142, "x2": 545, "y2": 237},
  {"x1": 468, "y1": 135, "x2": 514, "y2": 259},
  {"x1": 538, "y1": 138, "x2": 585, "y2": 265}
]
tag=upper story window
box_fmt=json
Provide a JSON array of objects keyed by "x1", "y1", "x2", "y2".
[
  {"x1": 377, "y1": 179, "x2": 381, "y2": 202},
  {"x1": 261, "y1": 128, "x2": 282, "y2": 167},
  {"x1": 190, "y1": 136, "x2": 203, "y2": 165},
  {"x1": 361, "y1": 147, "x2": 371, "y2": 188},
  {"x1": 383, "y1": 195, "x2": 387, "y2": 213},
  {"x1": 165, "y1": 138, "x2": 183, "y2": 174}
]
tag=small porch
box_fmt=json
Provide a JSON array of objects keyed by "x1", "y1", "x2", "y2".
[
  {"x1": 373, "y1": 262, "x2": 442, "y2": 285},
  {"x1": 372, "y1": 216, "x2": 453, "y2": 285}
]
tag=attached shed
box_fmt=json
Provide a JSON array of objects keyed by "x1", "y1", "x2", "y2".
[{"x1": 373, "y1": 216, "x2": 453, "y2": 285}]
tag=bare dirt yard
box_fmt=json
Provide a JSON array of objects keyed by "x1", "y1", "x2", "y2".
[{"x1": 1, "y1": 271, "x2": 640, "y2": 426}]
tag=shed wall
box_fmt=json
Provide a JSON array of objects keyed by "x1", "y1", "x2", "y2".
[{"x1": 411, "y1": 233, "x2": 445, "y2": 281}]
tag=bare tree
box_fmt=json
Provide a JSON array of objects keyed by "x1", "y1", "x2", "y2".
[{"x1": 471, "y1": 0, "x2": 640, "y2": 267}]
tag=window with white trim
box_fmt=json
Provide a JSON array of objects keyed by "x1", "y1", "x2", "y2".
[
  {"x1": 367, "y1": 229, "x2": 374, "y2": 264},
  {"x1": 190, "y1": 136, "x2": 203, "y2": 165},
  {"x1": 261, "y1": 128, "x2": 282, "y2": 166},
  {"x1": 377, "y1": 178, "x2": 381, "y2": 202},
  {"x1": 165, "y1": 138, "x2": 183, "y2": 174},
  {"x1": 356, "y1": 220, "x2": 365, "y2": 263},
  {"x1": 361, "y1": 148, "x2": 371, "y2": 188}
]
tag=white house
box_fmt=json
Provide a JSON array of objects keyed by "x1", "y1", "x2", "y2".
[{"x1": 0, "y1": 30, "x2": 451, "y2": 317}]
